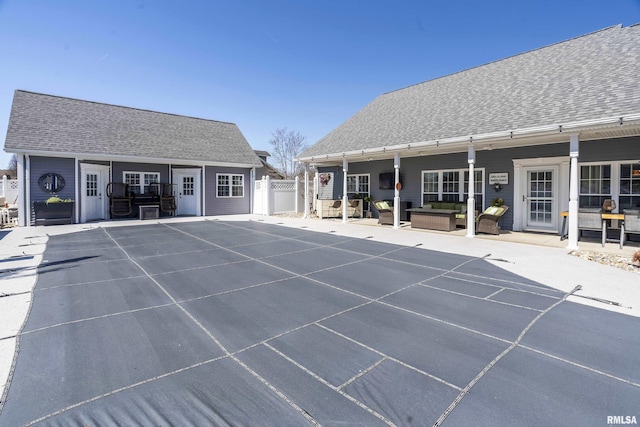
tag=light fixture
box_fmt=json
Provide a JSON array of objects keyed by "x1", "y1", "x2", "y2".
[{"x1": 493, "y1": 183, "x2": 503, "y2": 192}]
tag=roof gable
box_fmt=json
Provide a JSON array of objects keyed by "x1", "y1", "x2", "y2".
[
  {"x1": 4, "y1": 91, "x2": 262, "y2": 166},
  {"x1": 301, "y1": 24, "x2": 640, "y2": 159}
]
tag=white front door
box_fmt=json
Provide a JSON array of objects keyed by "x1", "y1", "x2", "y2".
[
  {"x1": 172, "y1": 169, "x2": 201, "y2": 216},
  {"x1": 81, "y1": 164, "x2": 109, "y2": 222},
  {"x1": 524, "y1": 167, "x2": 558, "y2": 231}
]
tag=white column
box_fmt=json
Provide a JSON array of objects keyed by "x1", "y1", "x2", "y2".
[
  {"x1": 567, "y1": 134, "x2": 580, "y2": 250},
  {"x1": 17, "y1": 155, "x2": 27, "y2": 227},
  {"x1": 1, "y1": 175, "x2": 6, "y2": 198},
  {"x1": 294, "y1": 176, "x2": 300, "y2": 214},
  {"x1": 265, "y1": 175, "x2": 271, "y2": 216},
  {"x1": 74, "y1": 157, "x2": 79, "y2": 224},
  {"x1": 394, "y1": 153, "x2": 400, "y2": 229},
  {"x1": 466, "y1": 145, "x2": 476, "y2": 237},
  {"x1": 342, "y1": 158, "x2": 348, "y2": 223},
  {"x1": 25, "y1": 155, "x2": 31, "y2": 227},
  {"x1": 249, "y1": 167, "x2": 255, "y2": 216},
  {"x1": 304, "y1": 164, "x2": 310, "y2": 219}
]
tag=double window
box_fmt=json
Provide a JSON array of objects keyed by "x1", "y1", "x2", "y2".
[
  {"x1": 346, "y1": 174, "x2": 370, "y2": 198},
  {"x1": 217, "y1": 174, "x2": 244, "y2": 197},
  {"x1": 422, "y1": 169, "x2": 485, "y2": 209},
  {"x1": 580, "y1": 162, "x2": 640, "y2": 210},
  {"x1": 123, "y1": 172, "x2": 160, "y2": 194}
]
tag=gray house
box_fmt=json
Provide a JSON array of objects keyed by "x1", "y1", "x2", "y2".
[
  {"x1": 4, "y1": 90, "x2": 262, "y2": 226},
  {"x1": 298, "y1": 24, "x2": 640, "y2": 249}
]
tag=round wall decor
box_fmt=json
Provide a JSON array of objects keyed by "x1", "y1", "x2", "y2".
[{"x1": 38, "y1": 173, "x2": 66, "y2": 194}]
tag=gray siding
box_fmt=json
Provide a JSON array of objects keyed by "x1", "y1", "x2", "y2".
[
  {"x1": 580, "y1": 136, "x2": 640, "y2": 161},
  {"x1": 30, "y1": 156, "x2": 76, "y2": 202},
  {"x1": 204, "y1": 166, "x2": 251, "y2": 215}
]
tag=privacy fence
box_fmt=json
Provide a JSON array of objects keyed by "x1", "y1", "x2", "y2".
[
  {"x1": 0, "y1": 176, "x2": 18, "y2": 205},
  {"x1": 253, "y1": 176, "x2": 311, "y2": 216}
]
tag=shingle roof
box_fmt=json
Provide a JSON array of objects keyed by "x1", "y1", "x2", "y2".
[
  {"x1": 300, "y1": 24, "x2": 640, "y2": 159},
  {"x1": 4, "y1": 91, "x2": 262, "y2": 166}
]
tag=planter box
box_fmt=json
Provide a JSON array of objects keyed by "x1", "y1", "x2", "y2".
[{"x1": 32, "y1": 201, "x2": 74, "y2": 226}]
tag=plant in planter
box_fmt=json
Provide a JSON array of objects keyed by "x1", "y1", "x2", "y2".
[
  {"x1": 491, "y1": 197, "x2": 504, "y2": 207},
  {"x1": 363, "y1": 195, "x2": 373, "y2": 213},
  {"x1": 32, "y1": 196, "x2": 75, "y2": 225}
]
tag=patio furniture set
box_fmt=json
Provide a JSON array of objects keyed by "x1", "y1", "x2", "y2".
[
  {"x1": 317, "y1": 199, "x2": 363, "y2": 219},
  {"x1": 561, "y1": 204, "x2": 640, "y2": 248},
  {"x1": 107, "y1": 182, "x2": 176, "y2": 220},
  {"x1": 373, "y1": 200, "x2": 508, "y2": 235}
]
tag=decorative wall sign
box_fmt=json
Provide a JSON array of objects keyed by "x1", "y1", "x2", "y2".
[
  {"x1": 38, "y1": 173, "x2": 66, "y2": 194},
  {"x1": 488, "y1": 173, "x2": 509, "y2": 185},
  {"x1": 317, "y1": 172, "x2": 334, "y2": 199}
]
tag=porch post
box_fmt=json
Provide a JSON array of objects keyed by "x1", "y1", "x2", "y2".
[
  {"x1": 567, "y1": 134, "x2": 580, "y2": 250},
  {"x1": 394, "y1": 153, "x2": 400, "y2": 229},
  {"x1": 342, "y1": 158, "x2": 348, "y2": 223},
  {"x1": 265, "y1": 175, "x2": 271, "y2": 216},
  {"x1": 294, "y1": 176, "x2": 300, "y2": 214},
  {"x1": 24, "y1": 155, "x2": 31, "y2": 227},
  {"x1": 74, "y1": 158, "x2": 79, "y2": 223},
  {"x1": 303, "y1": 164, "x2": 310, "y2": 219},
  {"x1": 17, "y1": 154, "x2": 27, "y2": 227},
  {"x1": 466, "y1": 145, "x2": 476, "y2": 237}
]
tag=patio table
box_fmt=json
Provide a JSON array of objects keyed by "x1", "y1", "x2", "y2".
[{"x1": 406, "y1": 208, "x2": 458, "y2": 231}]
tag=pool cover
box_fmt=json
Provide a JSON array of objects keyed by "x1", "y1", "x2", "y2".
[{"x1": 1, "y1": 220, "x2": 639, "y2": 426}]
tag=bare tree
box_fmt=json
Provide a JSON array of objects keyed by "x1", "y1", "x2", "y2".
[
  {"x1": 7, "y1": 154, "x2": 17, "y2": 177},
  {"x1": 268, "y1": 127, "x2": 308, "y2": 179}
]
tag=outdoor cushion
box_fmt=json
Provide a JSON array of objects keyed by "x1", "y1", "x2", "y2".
[
  {"x1": 440, "y1": 202, "x2": 457, "y2": 210},
  {"x1": 376, "y1": 201, "x2": 391, "y2": 210},
  {"x1": 484, "y1": 206, "x2": 500, "y2": 215}
]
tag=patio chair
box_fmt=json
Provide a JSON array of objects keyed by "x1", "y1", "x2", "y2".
[
  {"x1": 347, "y1": 199, "x2": 362, "y2": 218},
  {"x1": 476, "y1": 205, "x2": 509, "y2": 235},
  {"x1": 106, "y1": 182, "x2": 132, "y2": 218},
  {"x1": 373, "y1": 200, "x2": 393, "y2": 225},
  {"x1": 620, "y1": 209, "x2": 640, "y2": 249},
  {"x1": 578, "y1": 208, "x2": 604, "y2": 246},
  {"x1": 159, "y1": 183, "x2": 176, "y2": 216}
]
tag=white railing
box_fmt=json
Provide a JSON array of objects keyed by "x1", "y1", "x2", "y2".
[{"x1": 253, "y1": 176, "x2": 310, "y2": 215}]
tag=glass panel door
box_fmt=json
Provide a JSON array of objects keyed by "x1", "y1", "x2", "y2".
[{"x1": 526, "y1": 168, "x2": 556, "y2": 230}]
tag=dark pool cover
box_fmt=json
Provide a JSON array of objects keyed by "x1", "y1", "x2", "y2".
[{"x1": 1, "y1": 221, "x2": 639, "y2": 426}]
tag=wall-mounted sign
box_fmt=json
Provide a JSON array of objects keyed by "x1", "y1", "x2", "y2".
[{"x1": 489, "y1": 173, "x2": 509, "y2": 185}]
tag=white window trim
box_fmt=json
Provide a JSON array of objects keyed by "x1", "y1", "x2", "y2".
[
  {"x1": 578, "y1": 159, "x2": 640, "y2": 210},
  {"x1": 346, "y1": 173, "x2": 370, "y2": 198},
  {"x1": 122, "y1": 171, "x2": 160, "y2": 194},
  {"x1": 216, "y1": 173, "x2": 244, "y2": 198},
  {"x1": 421, "y1": 168, "x2": 485, "y2": 206}
]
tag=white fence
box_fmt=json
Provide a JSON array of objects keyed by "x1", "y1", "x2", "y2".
[
  {"x1": 0, "y1": 176, "x2": 18, "y2": 205},
  {"x1": 253, "y1": 176, "x2": 307, "y2": 216}
]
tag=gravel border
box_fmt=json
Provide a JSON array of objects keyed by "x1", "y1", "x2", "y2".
[{"x1": 569, "y1": 250, "x2": 640, "y2": 274}]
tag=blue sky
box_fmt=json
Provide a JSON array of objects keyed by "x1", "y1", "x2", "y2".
[{"x1": 1, "y1": 0, "x2": 639, "y2": 169}]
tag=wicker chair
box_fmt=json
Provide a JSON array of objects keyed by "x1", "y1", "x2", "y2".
[
  {"x1": 578, "y1": 208, "x2": 604, "y2": 246},
  {"x1": 476, "y1": 205, "x2": 509, "y2": 235},
  {"x1": 373, "y1": 200, "x2": 393, "y2": 225},
  {"x1": 621, "y1": 209, "x2": 640, "y2": 249},
  {"x1": 106, "y1": 182, "x2": 132, "y2": 218}
]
